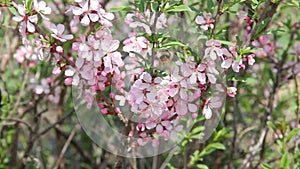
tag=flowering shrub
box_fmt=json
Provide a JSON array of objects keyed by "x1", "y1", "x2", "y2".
[{"x1": 0, "y1": 0, "x2": 300, "y2": 168}]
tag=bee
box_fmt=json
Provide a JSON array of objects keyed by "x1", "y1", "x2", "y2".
[
  {"x1": 159, "y1": 50, "x2": 172, "y2": 64},
  {"x1": 158, "y1": 49, "x2": 178, "y2": 73}
]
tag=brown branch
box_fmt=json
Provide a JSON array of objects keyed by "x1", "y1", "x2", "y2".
[
  {"x1": 245, "y1": 0, "x2": 279, "y2": 46},
  {"x1": 35, "y1": 110, "x2": 74, "y2": 138},
  {"x1": 53, "y1": 129, "x2": 76, "y2": 169}
]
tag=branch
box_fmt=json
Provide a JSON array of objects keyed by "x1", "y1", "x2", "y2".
[
  {"x1": 35, "y1": 110, "x2": 74, "y2": 138},
  {"x1": 53, "y1": 129, "x2": 76, "y2": 169}
]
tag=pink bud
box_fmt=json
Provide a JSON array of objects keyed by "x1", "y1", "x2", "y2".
[{"x1": 64, "y1": 77, "x2": 73, "y2": 85}]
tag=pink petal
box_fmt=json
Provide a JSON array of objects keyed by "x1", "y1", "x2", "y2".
[
  {"x1": 27, "y1": 21, "x2": 36, "y2": 32},
  {"x1": 197, "y1": 73, "x2": 206, "y2": 84},
  {"x1": 221, "y1": 58, "x2": 232, "y2": 69},
  {"x1": 189, "y1": 73, "x2": 197, "y2": 84},
  {"x1": 57, "y1": 24, "x2": 65, "y2": 35},
  {"x1": 64, "y1": 78, "x2": 73, "y2": 85},
  {"x1": 89, "y1": 13, "x2": 99, "y2": 22},
  {"x1": 188, "y1": 104, "x2": 198, "y2": 112},
  {"x1": 72, "y1": 6, "x2": 84, "y2": 15},
  {"x1": 13, "y1": 16, "x2": 23, "y2": 22},
  {"x1": 61, "y1": 34, "x2": 74, "y2": 40},
  {"x1": 89, "y1": 0, "x2": 99, "y2": 10},
  {"x1": 142, "y1": 73, "x2": 152, "y2": 83},
  {"x1": 202, "y1": 106, "x2": 212, "y2": 119},
  {"x1": 180, "y1": 89, "x2": 188, "y2": 100},
  {"x1": 156, "y1": 124, "x2": 163, "y2": 134},
  {"x1": 65, "y1": 69, "x2": 75, "y2": 76},
  {"x1": 81, "y1": 14, "x2": 90, "y2": 26},
  {"x1": 17, "y1": 5, "x2": 25, "y2": 16},
  {"x1": 168, "y1": 88, "x2": 178, "y2": 97},
  {"x1": 104, "y1": 12, "x2": 115, "y2": 20},
  {"x1": 207, "y1": 74, "x2": 216, "y2": 84},
  {"x1": 210, "y1": 51, "x2": 217, "y2": 60},
  {"x1": 195, "y1": 15, "x2": 205, "y2": 25}
]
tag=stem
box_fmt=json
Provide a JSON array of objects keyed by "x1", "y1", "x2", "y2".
[
  {"x1": 150, "y1": 6, "x2": 160, "y2": 76},
  {"x1": 210, "y1": 0, "x2": 223, "y2": 39},
  {"x1": 244, "y1": 0, "x2": 279, "y2": 46}
]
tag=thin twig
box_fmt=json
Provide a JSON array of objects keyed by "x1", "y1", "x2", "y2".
[
  {"x1": 53, "y1": 129, "x2": 76, "y2": 169},
  {"x1": 35, "y1": 110, "x2": 74, "y2": 138},
  {"x1": 0, "y1": 117, "x2": 33, "y2": 133},
  {"x1": 159, "y1": 146, "x2": 179, "y2": 169}
]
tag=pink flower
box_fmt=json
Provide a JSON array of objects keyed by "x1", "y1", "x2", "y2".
[
  {"x1": 195, "y1": 13, "x2": 215, "y2": 31},
  {"x1": 227, "y1": 87, "x2": 237, "y2": 97},
  {"x1": 13, "y1": 46, "x2": 37, "y2": 63},
  {"x1": 202, "y1": 97, "x2": 222, "y2": 119},
  {"x1": 71, "y1": 0, "x2": 114, "y2": 27},
  {"x1": 247, "y1": 54, "x2": 255, "y2": 66},
  {"x1": 64, "y1": 78, "x2": 73, "y2": 85},
  {"x1": 33, "y1": 0, "x2": 51, "y2": 20},
  {"x1": 50, "y1": 24, "x2": 74, "y2": 42},
  {"x1": 13, "y1": 4, "x2": 38, "y2": 33},
  {"x1": 231, "y1": 59, "x2": 245, "y2": 72},
  {"x1": 72, "y1": 0, "x2": 100, "y2": 26},
  {"x1": 123, "y1": 36, "x2": 150, "y2": 56},
  {"x1": 205, "y1": 40, "x2": 223, "y2": 60}
]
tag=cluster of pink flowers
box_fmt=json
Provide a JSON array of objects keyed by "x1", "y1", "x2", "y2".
[
  {"x1": 252, "y1": 35, "x2": 275, "y2": 58},
  {"x1": 67, "y1": 0, "x2": 114, "y2": 27},
  {"x1": 10, "y1": 0, "x2": 259, "y2": 147},
  {"x1": 30, "y1": 77, "x2": 62, "y2": 104},
  {"x1": 13, "y1": 46, "x2": 38, "y2": 66}
]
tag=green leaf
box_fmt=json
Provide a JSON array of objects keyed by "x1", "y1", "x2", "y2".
[
  {"x1": 108, "y1": 6, "x2": 134, "y2": 12},
  {"x1": 162, "y1": 41, "x2": 187, "y2": 48},
  {"x1": 267, "y1": 121, "x2": 277, "y2": 132},
  {"x1": 139, "y1": 0, "x2": 147, "y2": 13},
  {"x1": 151, "y1": 2, "x2": 159, "y2": 12},
  {"x1": 285, "y1": 128, "x2": 300, "y2": 143},
  {"x1": 200, "y1": 143, "x2": 225, "y2": 157},
  {"x1": 196, "y1": 164, "x2": 209, "y2": 169},
  {"x1": 25, "y1": 0, "x2": 33, "y2": 13},
  {"x1": 218, "y1": 40, "x2": 236, "y2": 46},
  {"x1": 191, "y1": 126, "x2": 205, "y2": 134},
  {"x1": 280, "y1": 152, "x2": 288, "y2": 168},
  {"x1": 165, "y1": 5, "x2": 192, "y2": 12},
  {"x1": 8, "y1": 6, "x2": 17, "y2": 15},
  {"x1": 255, "y1": 18, "x2": 271, "y2": 38},
  {"x1": 207, "y1": 0, "x2": 214, "y2": 11},
  {"x1": 261, "y1": 163, "x2": 273, "y2": 169}
]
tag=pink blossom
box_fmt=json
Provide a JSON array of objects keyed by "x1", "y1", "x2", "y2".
[
  {"x1": 50, "y1": 24, "x2": 74, "y2": 42},
  {"x1": 13, "y1": 4, "x2": 38, "y2": 33},
  {"x1": 227, "y1": 87, "x2": 237, "y2": 97},
  {"x1": 52, "y1": 66, "x2": 61, "y2": 75},
  {"x1": 247, "y1": 54, "x2": 255, "y2": 65},
  {"x1": 195, "y1": 13, "x2": 215, "y2": 31},
  {"x1": 72, "y1": 0, "x2": 100, "y2": 26},
  {"x1": 13, "y1": 46, "x2": 37, "y2": 63},
  {"x1": 33, "y1": 0, "x2": 51, "y2": 20},
  {"x1": 202, "y1": 97, "x2": 222, "y2": 119},
  {"x1": 34, "y1": 78, "x2": 50, "y2": 95},
  {"x1": 205, "y1": 40, "x2": 223, "y2": 60},
  {"x1": 71, "y1": 0, "x2": 114, "y2": 27},
  {"x1": 123, "y1": 36, "x2": 150, "y2": 55},
  {"x1": 232, "y1": 59, "x2": 245, "y2": 72},
  {"x1": 64, "y1": 78, "x2": 73, "y2": 85}
]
